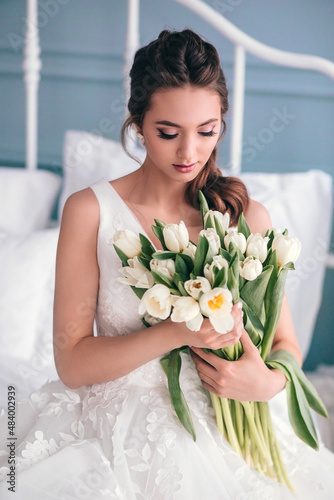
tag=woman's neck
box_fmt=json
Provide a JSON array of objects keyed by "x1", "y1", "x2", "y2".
[{"x1": 126, "y1": 164, "x2": 188, "y2": 214}]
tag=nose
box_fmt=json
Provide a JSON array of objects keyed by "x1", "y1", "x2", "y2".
[{"x1": 177, "y1": 135, "x2": 196, "y2": 163}]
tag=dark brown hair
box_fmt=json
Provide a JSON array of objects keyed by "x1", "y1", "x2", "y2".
[{"x1": 121, "y1": 29, "x2": 249, "y2": 225}]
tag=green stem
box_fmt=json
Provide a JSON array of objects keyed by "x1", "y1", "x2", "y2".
[
  {"x1": 258, "y1": 402, "x2": 276, "y2": 479},
  {"x1": 263, "y1": 403, "x2": 295, "y2": 492},
  {"x1": 234, "y1": 400, "x2": 244, "y2": 451},
  {"x1": 241, "y1": 401, "x2": 269, "y2": 459},
  {"x1": 210, "y1": 392, "x2": 226, "y2": 438},
  {"x1": 254, "y1": 403, "x2": 270, "y2": 474},
  {"x1": 244, "y1": 420, "x2": 252, "y2": 467},
  {"x1": 220, "y1": 398, "x2": 242, "y2": 457}
]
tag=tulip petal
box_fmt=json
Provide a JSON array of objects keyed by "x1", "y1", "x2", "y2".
[
  {"x1": 209, "y1": 312, "x2": 234, "y2": 334},
  {"x1": 186, "y1": 312, "x2": 204, "y2": 332}
]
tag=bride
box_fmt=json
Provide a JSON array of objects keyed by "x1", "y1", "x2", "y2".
[{"x1": 0, "y1": 28, "x2": 333, "y2": 499}]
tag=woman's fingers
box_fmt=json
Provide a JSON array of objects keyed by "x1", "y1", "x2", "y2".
[{"x1": 191, "y1": 349, "x2": 223, "y2": 392}]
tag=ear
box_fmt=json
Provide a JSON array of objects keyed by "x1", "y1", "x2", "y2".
[{"x1": 134, "y1": 124, "x2": 142, "y2": 135}]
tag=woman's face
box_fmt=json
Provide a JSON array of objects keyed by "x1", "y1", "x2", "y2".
[{"x1": 140, "y1": 85, "x2": 222, "y2": 183}]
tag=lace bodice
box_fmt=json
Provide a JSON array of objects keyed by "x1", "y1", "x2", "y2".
[{"x1": 90, "y1": 179, "x2": 149, "y2": 339}]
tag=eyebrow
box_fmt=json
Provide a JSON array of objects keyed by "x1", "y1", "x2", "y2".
[{"x1": 155, "y1": 118, "x2": 219, "y2": 128}]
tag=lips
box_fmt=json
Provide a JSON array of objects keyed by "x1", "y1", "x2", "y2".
[{"x1": 172, "y1": 162, "x2": 197, "y2": 173}]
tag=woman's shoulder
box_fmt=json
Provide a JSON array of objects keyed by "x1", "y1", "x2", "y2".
[
  {"x1": 243, "y1": 198, "x2": 272, "y2": 235},
  {"x1": 61, "y1": 187, "x2": 100, "y2": 232}
]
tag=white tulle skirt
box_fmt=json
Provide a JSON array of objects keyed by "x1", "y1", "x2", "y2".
[{"x1": 0, "y1": 354, "x2": 333, "y2": 500}]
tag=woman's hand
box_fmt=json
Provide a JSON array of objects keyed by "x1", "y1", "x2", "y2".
[
  {"x1": 171, "y1": 303, "x2": 244, "y2": 350},
  {"x1": 191, "y1": 330, "x2": 287, "y2": 402}
]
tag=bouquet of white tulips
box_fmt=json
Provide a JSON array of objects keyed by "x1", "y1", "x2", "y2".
[{"x1": 113, "y1": 191, "x2": 327, "y2": 489}]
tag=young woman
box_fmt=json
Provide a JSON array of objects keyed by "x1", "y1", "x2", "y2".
[{"x1": 0, "y1": 29, "x2": 333, "y2": 499}]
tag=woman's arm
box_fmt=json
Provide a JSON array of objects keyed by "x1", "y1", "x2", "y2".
[
  {"x1": 53, "y1": 189, "x2": 243, "y2": 389},
  {"x1": 191, "y1": 199, "x2": 302, "y2": 402}
]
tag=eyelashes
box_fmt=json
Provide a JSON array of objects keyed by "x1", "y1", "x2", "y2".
[
  {"x1": 157, "y1": 129, "x2": 217, "y2": 140},
  {"x1": 157, "y1": 130, "x2": 178, "y2": 140}
]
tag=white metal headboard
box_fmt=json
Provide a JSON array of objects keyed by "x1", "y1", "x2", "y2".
[
  {"x1": 125, "y1": 0, "x2": 334, "y2": 176},
  {"x1": 24, "y1": 0, "x2": 334, "y2": 268}
]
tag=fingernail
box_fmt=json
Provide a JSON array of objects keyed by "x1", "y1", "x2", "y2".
[{"x1": 237, "y1": 302, "x2": 243, "y2": 309}]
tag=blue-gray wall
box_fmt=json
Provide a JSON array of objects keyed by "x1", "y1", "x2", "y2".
[{"x1": 0, "y1": 0, "x2": 333, "y2": 370}]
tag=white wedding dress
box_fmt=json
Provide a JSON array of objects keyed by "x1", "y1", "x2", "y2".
[{"x1": 1, "y1": 179, "x2": 334, "y2": 500}]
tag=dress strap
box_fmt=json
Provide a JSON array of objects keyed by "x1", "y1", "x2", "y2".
[{"x1": 89, "y1": 179, "x2": 119, "y2": 233}]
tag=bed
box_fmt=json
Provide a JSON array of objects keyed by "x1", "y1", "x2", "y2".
[{"x1": 0, "y1": 0, "x2": 334, "y2": 451}]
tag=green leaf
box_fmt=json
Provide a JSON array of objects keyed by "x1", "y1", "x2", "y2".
[
  {"x1": 262, "y1": 247, "x2": 276, "y2": 270},
  {"x1": 267, "y1": 353, "x2": 324, "y2": 449},
  {"x1": 175, "y1": 254, "x2": 189, "y2": 282},
  {"x1": 151, "y1": 226, "x2": 168, "y2": 250},
  {"x1": 193, "y1": 235, "x2": 209, "y2": 276},
  {"x1": 237, "y1": 212, "x2": 251, "y2": 239},
  {"x1": 204, "y1": 215, "x2": 215, "y2": 230},
  {"x1": 173, "y1": 272, "x2": 189, "y2": 296},
  {"x1": 219, "y1": 248, "x2": 232, "y2": 262},
  {"x1": 240, "y1": 301, "x2": 263, "y2": 347},
  {"x1": 141, "y1": 317, "x2": 151, "y2": 328},
  {"x1": 154, "y1": 219, "x2": 166, "y2": 228},
  {"x1": 261, "y1": 267, "x2": 288, "y2": 360},
  {"x1": 283, "y1": 262, "x2": 295, "y2": 270},
  {"x1": 240, "y1": 265, "x2": 273, "y2": 320},
  {"x1": 151, "y1": 270, "x2": 174, "y2": 289},
  {"x1": 296, "y1": 373, "x2": 328, "y2": 419},
  {"x1": 167, "y1": 349, "x2": 197, "y2": 441},
  {"x1": 203, "y1": 243, "x2": 215, "y2": 267},
  {"x1": 227, "y1": 254, "x2": 240, "y2": 302},
  {"x1": 228, "y1": 242, "x2": 244, "y2": 262},
  {"x1": 160, "y1": 354, "x2": 169, "y2": 376},
  {"x1": 286, "y1": 377, "x2": 319, "y2": 450},
  {"x1": 113, "y1": 244, "x2": 129, "y2": 267},
  {"x1": 178, "y1": 253, "x2": 194, "y2": 275},
  {"x1": 137, "y1": 256, "x2": 151, "y2": 271},
  {"x1": 139, "y1": 234, "x2": 156, "y2": 258},
  {"x1": 130, "y1": 286, "x2": 146, "y2": 299},
  {"x1": 152, "y1": 251, "x2": 176, "y2": 260},
  {"x1": 214, "y1": 216, "x2": 226, "y2": 247},
  {"x1": 268, "y1": 350, "x2": 328, "y2": 418},
  {"x1": 212, "y1": 266, "x2": 227, "y2": 289},
  {"x1": 199, "y1": 190, "x2": 209, "y2": 226}
]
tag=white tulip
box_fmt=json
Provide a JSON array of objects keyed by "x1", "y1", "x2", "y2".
[
  {"x1": 117, "y1": 256, "x2": 155, "y2": 288},
  {"x1": 171, "y1": 296, "x2": 201, "y2": 322},
  {"x1": 163, "y1": 221, "x2": 189, "y2": 252},
  {"x1": 199, "y1": 287, "x2": 234, "y2": 334},
  {"x1": 224, "y1": 229, "x2": 247, "y2": 254},
  {"x1": 182, "y1": 242, "x2": 197, "y2": 261},
  {"x1": 184, "y1": 277, "x2": 211, "y2": 300},
  {"x1": 246, "y1": 233, "x2": 269, "y2": 263},
  {"x1": 204, "y1": 210, "x2": 230, "y2": 232},
  {"x1": 272, "y1": 233, "x2": 301, "y2": 267},
  {"x1": 203, "y1": 255, "x2": 229, "y2": 285},
  {"x1": 239, "y1": 256, "x2": 263, "y2": 281},
  {"x1": 200, "y1": 228, "x2": 221, "y2": 255},
  {"x1": 138, "y1": 284, "x2": 172, "y2": 320},
  {"x1": 150, "y1": 257, "x2": 175, "y2": 281},
  {"x1": 144, "y1": 313, "x2": 163, "y2": 326},
  {"x1": 261, "y1": 227, "x2": 281, "y2": 238},
  {"x1": 113, "y1": 229, "x2": 142, "y2": 258}
]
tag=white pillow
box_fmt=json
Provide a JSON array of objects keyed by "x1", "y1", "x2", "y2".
[
  {"x1": 58, "y1": 130, "x2": 145, "y2": 217},
  {"x1": 239, "y1": 170, "x2": 332, "y2": 359},
  {"x1": 0, "y1": 167, "x2": 61, "y2": 235},
  {"x1": 0, "y1": 228, "x2": 59, "y2": 406}
]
